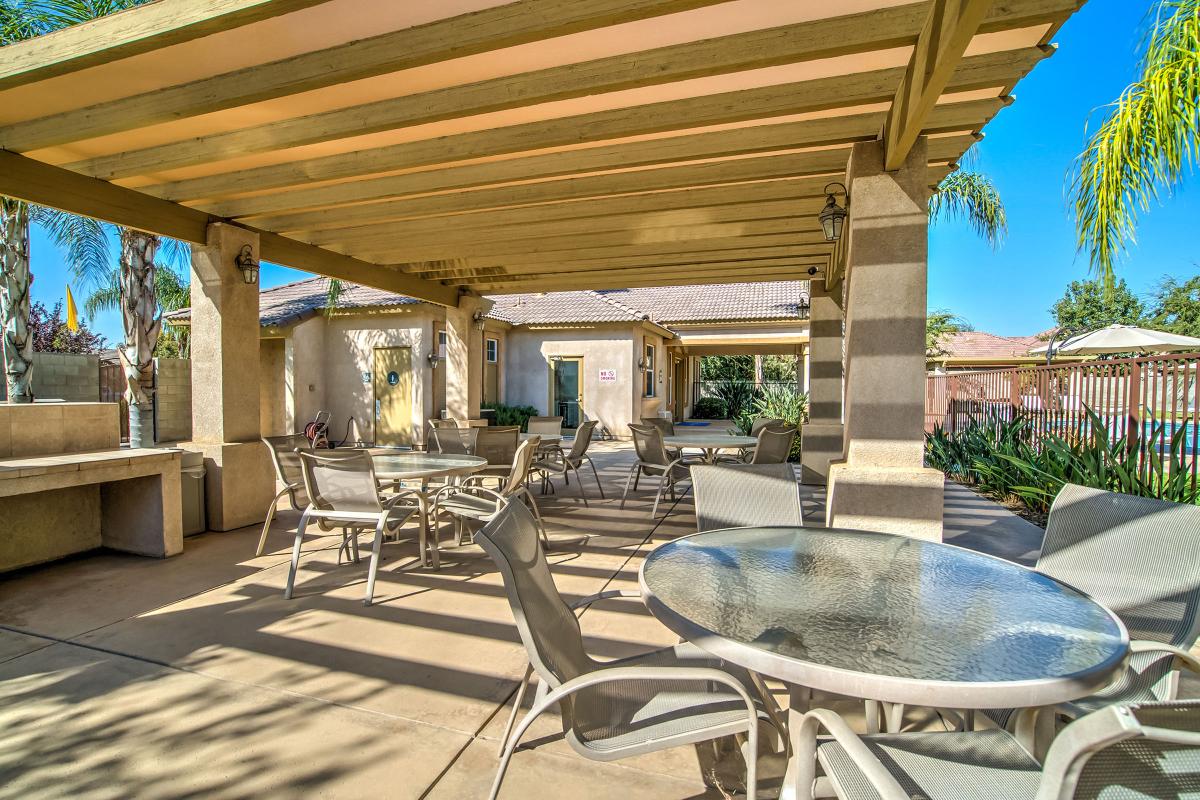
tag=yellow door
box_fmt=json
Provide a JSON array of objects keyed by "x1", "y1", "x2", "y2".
[
  {"x1": 373, "y1": 347, "x2": 414, "y2": 446},
  {"x1": 483, "y1": 336, "x2": 500, "y2": 405}
]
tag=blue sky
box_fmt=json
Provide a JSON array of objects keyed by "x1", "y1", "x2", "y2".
[{"x1": 27, "y1": 0, "x2": 1197, "y2": 344}]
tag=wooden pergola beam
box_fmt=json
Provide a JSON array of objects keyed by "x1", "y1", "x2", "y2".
[
  {"x1": 0, "y1": 0, "x2": 727, "y2": 152},
  {"x1": 447, "y1": 257, "x2": 828, "y2": 287},
  {"x1": 0, "y1": 151, "x2": 458, "y2": 307},
  {"x1": 884, "y1": 0, "x2": 995, "y2": 171},
  {"x1": 0, "y1": 0, "x2": 330, "y2": 92},
  {"x1": 474, "y1": 266, "x2": 820, "y2": 294}
]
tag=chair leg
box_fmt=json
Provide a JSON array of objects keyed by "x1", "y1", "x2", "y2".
[
  {"x1": 651, "y1": 474, "x2": 670, "y2": 518},
  {"x1": 284, "y1": 512, "x2": 312, "y2": 599},
  {"x1": 364, "y1": 520, "x2": 386, "y2": 606},
  {"x1": 619, "y1": 463, "x2": 639, "y2": 508},
  {"x1": 490, "y1": 700, "x2": 553, "y2": 800},
  {"x1": 585, "y1": 457, "x2": 606, "y2": 499},
  {"x1": 740, "y1": 722, "x2": 759, "y2": 800},
  {"x1": 255, "y1": 490, "x2": 286, "y2": 556},
  {"x1": 569, "y1": 465, "x2": 589, "y2": 507},
  {"x1": 498, "y1": 664, "x2": 534, "y2": 757},
  {"x1": 524, "y1": 493, "x2": 549, "y2": 547},
  {"x1": 350, "y1": 528, "x2": 361, "y2": 563}
]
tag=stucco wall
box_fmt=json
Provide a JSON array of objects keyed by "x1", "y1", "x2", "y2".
[
  {"x1": 506, "y1": 325, "x2": 637, "y2": 438},
  {"x1": 259, "y1": 338, "x2": 287, "y2": 437},
  {"x1": 636, "y1": 328, "x2": 669, "y2": 424},
  {"x1": 154, "y1": 357, "x2": 192, "y2": 443},
  {"x1": 286, "y1": 315, "x2": 326, "y2": 433},
  {"x1": 0, "y1": 352, "x2": 99, "y2": 402}
]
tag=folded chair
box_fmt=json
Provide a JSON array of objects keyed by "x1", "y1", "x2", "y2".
[
  {"x1": 432, "y1": 438, "x2": 547, "y2": 548},
  {"x1": 978, "y1": 484, "x2": 1200, "y2": 738},
  {"x1": 285, "y1": 450, "x2": 426, "y2": 605},
  {"x1": 621, "y1": 424, "x2": 699, "y2": 517},
  {"x1": 532, "y1": 419, "x2": 604, "y2": 505},
  {"x1": 692, "y1": 463, "x2": 803, "y2": 532},
  {"x1": 792, "y1": 700, "x2": 1200, "y2": 800},
  {"x1": 257, "y1": 434, "x2": 312, "y2": 556},
  {"x1": 476, "y1": 499, "x2": 784, "y2": 800}
]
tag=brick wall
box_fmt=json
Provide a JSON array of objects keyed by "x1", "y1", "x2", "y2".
[
  {"x1": 154, "y1": 357, "x2": 192, "y2": 443},
  {"x1": 0, "y1": 352, "x2": 99, "y2": 402}
]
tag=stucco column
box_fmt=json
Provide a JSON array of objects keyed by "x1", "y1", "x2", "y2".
[
  {"x1": 186, "y1": 223, "x2": 273, "y2": 531},
  {"x1": 445, "y1": 294, "x2": 490, "y2": 423},
  {"x1": 826, "y1": 138, "x2": 943, "y2": 540},
  {"x1": 800, "y1": 282, "x2": 844, "y2": 485}
]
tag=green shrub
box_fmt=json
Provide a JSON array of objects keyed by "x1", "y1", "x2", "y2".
[
  {"x1": 712, "y1": 379, "x2": 758, "y2": 421},
  {"x1": 731, "y1": 384, "x2": 809, "y2": 461},
  {"x1": 691, "y1": 397, "x2": 727, "y2": 419},
  {"x1": 482, "y1": 402, "x2": 540, "y2": 431}
]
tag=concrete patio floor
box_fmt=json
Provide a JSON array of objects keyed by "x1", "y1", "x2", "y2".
[{"x1": 0, "y1": 442, "x2": 1062, "y2": 799}]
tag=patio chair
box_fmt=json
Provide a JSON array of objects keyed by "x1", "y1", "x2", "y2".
[
  {"x1": 476, "y1": 499, "x2": 781, "y2": 800},
  {"x1": 692, "y1": 463, "x2": 803, "y2": 532},
  {"x1": 285, "y1": 450, "x2": 426, "y2": 606},
  {"x1": 256, "y1": 434, "x2": 312, "y2": 556},
  {"x1": 791, "y1": 700, "x2": 1200, "y2": 800},
  {"x1": 430, "y1": 425, "x2": 475, "y2": 455},
  {"x1": 474, "y1": 425, "x2": 520, "y2": 483},
  {"x1": 717, "y1": 419, "x2": 793, "y2": 463},
  {"x1": 640, "y1": 415, "x2": 680, "y2": 458},
  {"x1": 531, "y1": 419, "x2": 603, "y2": 505},
  {"x1": 750, "y1": 417, "x2": 786, "y2": 436},
  {"x1": 748, "y1": 424, "x2": 797, "y2": 464},
  {"x1": 525, "y1": 416, "x2": 563, "y2": 455},
  {"x1": 431, "y1": 438, "x2": 547, "y2": 548},
  {"x1": 979, "y1": 483, "x2": 1200, "y2": 735},
  {"x1": 621, "y1": 424, "x2": 698, "y2": 518}
]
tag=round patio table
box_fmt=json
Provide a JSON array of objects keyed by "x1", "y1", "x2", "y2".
[
  {"x1": 371, "y1": 452, "x2": 487, "y2": 481},
  {"x1": 662, "y1": 433, "x2": 757, "y2": 463},
  {"x1": 520, "y1": 432, "x2": 561, "y2": 445},
  {"x1": 639, "y1": 527, "x2": 1128, "y2": 797}
]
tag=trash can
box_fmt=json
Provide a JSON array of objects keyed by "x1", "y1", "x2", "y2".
[{"x1": 180, "y1": 450, "x2": 207, "y2": 536}]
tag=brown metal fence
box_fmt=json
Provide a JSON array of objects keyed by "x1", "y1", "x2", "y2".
[{"x1": 925, "y1": 353, "x2": 1200, "y2": 485}]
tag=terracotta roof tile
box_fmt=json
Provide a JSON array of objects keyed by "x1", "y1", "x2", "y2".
[{"x1": 937, "y1": 331, "x2": 1040, "y2": 359}]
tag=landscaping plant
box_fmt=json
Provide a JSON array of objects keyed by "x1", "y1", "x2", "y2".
[
  {"x1": 481, "y1": 402, "x2": 540, "y2": 431},
  {"x1": 731, "y1": 384, "x2": 809, "y2": 461}
]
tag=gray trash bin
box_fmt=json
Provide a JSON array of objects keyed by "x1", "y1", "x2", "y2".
[{"x1": 180, "y1": 451, "x2": 207, "y2": 536}]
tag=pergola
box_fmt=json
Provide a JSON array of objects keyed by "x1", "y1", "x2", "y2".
[{"x1": 0, "y1": 0, "x2": 1084, "y2": 539}]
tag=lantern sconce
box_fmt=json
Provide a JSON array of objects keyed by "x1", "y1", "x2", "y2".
[
  {"x1": 427, "y1": 350, "x2": 441, "y2": 369},
  {"x1": 472, "y1": 310, "x2": 486, "y2": 330},
  {"x1": 236, "y1": 244, "x2": 259, "y2": 285},
  {"x1": 817, "y1": 182, "x2": 849, "y2": 242},
  {"x1": 637, "y1": 356, "x2": 649, "y2": 370}
]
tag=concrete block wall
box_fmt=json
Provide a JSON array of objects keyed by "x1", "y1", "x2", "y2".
[
  {"x1": 154, "y1": 358, "x2": 192, "y2": 444},
  {"x1": 0, "y1": 352, "x2": 99, "y2": 402}
]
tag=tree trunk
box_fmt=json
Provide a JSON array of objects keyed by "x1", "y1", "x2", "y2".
[
  {"x1": 119, "y1": 229, "x2": 161, "y2": 448},
  {"x1": 0, "y1": 198, "x2": 34, "y2": 403},
  {"x1": 753, "y1": 354, "x2": 764, "y2": 388}
]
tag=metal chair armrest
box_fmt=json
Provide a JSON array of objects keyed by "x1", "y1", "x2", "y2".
[
  {"x1": 1128, "y1": 640, "x2": 1200, "y2": 673},
  {"x1": 569, "y1": 589, "x2": 641, "y2": 611},
  {"x1": 794, "y1": 709, "x2": 911, "y2": 800}
]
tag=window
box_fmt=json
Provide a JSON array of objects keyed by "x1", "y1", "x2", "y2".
[
  {"x1": 643, "y1": 341, "x2": 655, "y2": 397},
  {"x1": 485, "y1": 338, "x2": 499, "y2": 363},
  {"x1": 437, "y1": 330, "x2": 447, "y2": 359}
]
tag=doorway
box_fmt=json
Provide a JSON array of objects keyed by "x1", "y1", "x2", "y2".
[
  {"x1": 673, "y1": 358, "x2": 687, "y2": 421},
  {"x1": 373, "y1": 346, "x2": 414, "y2": 446},
  {"x1": 550, "y1": 356, "x2": 583, "y2": 429}
]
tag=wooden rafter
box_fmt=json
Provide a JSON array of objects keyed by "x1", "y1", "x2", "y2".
[{"x1": 883, "y1": 0, "x2": 995, "y2": 171}]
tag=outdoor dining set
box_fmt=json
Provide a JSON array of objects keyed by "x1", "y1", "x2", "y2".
[{"x1": 256, "y1": 416, "x2": 1200, "y2": 799}]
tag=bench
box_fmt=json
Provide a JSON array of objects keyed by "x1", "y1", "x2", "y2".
[{"x1": 0, "y1": 448, "x2": 183, "y2": 573}]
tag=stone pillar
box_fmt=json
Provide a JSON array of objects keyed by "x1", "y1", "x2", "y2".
[
  {"x1": 794, "y1": 345, "x2": 808, "y2": 393},
  {"x1": 445, "y1": 294, "x2": 490, "y2": 423},
  {"x1": 800, "y1": 283, "x2": 844, "y2": 485},
  {"x1": 827, "y1": 138, "x2": 943, "y2": 540},
  {"x1": 186, "y1": 223, "x2": 273, "y2": 531}
]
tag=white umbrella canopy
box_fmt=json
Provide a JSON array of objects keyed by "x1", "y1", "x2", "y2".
[{"x1": 1029, "y1": 324, "x2": 1200, "y2": 356}]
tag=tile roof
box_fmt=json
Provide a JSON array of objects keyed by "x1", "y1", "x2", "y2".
[
  {"x1": 937, "y1": 331, "x2": 1041, "y2": 360},
  {"x1": 168, "y1": 278, "x2": 809, "y2": 329}
]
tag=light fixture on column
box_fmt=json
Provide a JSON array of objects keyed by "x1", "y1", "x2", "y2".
[
  {"x1": 817, "y1": 182, "x2": 848, "y2": 241},
  {"x1": 472, "y1": 310, "x2": 486, "y2": 330},
  {"x1": 427, "y1": 350, "x2": 441, "y2": 368},
  {"x1": 235, "y1": 244, "x2": 259, "y2": 284}
]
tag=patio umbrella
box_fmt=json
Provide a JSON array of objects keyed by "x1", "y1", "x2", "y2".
[{"x1": 1028, "y1": 324, "x2": 1200, "y2": 356}]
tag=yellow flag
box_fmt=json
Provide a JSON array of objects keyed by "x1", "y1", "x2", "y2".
[{"x1": 65, "y1": 285, "x2": 80, "y2": 332}]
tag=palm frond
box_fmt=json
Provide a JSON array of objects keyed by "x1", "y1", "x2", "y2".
[
  {"x1": 83, "y1": 273, "x2": 121, "y2": 318},
  {"x1": 154, "y1": 264, "x2": 190, "y2": 313},
  {"x1": 325, "y1": 278, "x2": 344, "y2": 314},
  {"x1": 929, "y1": 170, "x2": 1008, "y2": 248},
  {"x1": 156, "y1": 237, "x2": 191, "y2": 271},
  {"x1": 1071, "y1": 0, "x2": 1200, "y2": 291},
  {"x1": 30, "y1": 206, "x2": 113, "y2": 287}
]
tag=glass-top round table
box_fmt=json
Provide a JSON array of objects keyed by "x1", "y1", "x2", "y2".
[
  {"x1": 520, "y1": 433, "x2": 561, "y2": 445},
  {"x1": 640, "y1": 526, "x2": 1128, "y2": 710},
  {"x1": 371, "y1": 452, "x2": 487, "y2": 480},
  {"x1": 663, "y1": 434, "x2": 757, "y2": 463}
]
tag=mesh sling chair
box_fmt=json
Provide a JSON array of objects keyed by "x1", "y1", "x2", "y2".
[
  {"x1": 692, "y1": 463, "x2": 803, "y2": 532},
  {"x1": 431, "y1": 438, "x2": 547, "y2": 548},
  {"x1": 285, "y1": 450, "x2": 426, "y2": 605},
  {"x1": 526, "y1": 416, "x2": 564, "y2": 456},
  {"x1": 476, "y1": 499, "x2": 784, "y2": 800},
  {"x1": 431, "y1": 425, "x2": 476, "y2": 455},
  {"x1": 257, "y1": 434, "x2": 312, "y2": 556},
  {"x1": 791, "y1": 700, "x2": 1200, "y2": 800},
  {"x1": 621, "y1": 424, "x2": 699, "y2": 518},
  {"x1": 976, "y1": 484, "x2": 1200, "y2": 737},
  {"x1": 640, "y1": 416, "x2": 681, "y2": 459},
  {"x1": 532, "y1": 419, "x2": 604, "y2": 506},
  {"x1": 474, "y1": 426, "x2": 521, "y2": 483},
  {"x1": 717, "y1": 421, "x2": 796, "y2": 464}
]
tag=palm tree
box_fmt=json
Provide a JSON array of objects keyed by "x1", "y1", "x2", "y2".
[
  {"x1": 87, "y1": 262, "x2": 192, "y2": 357},
  {"x1": 1071, "y1": 0, "x2": 1200, "y2": 290},
  {"x1": 928, "y1": 169, "x2": 1008, "y2": 248}
]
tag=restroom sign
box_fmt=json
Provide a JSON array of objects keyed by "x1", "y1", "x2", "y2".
[{"x1": 598, "y1": 368, "x2": 617, "y2": 383}]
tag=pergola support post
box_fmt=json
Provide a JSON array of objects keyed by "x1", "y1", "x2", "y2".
[
  {"x1": 800, "y1": 283, "x2": 844, "y2": 485},
  {"x1": 185, "y1": 223, "x2": 273, "y2": 531},
  {"x1": 445, "y1": 294, "x2": 489, "y2": 423},
  {"x1": 826, "y1": 139, "x2": 943, "y2": 540}
]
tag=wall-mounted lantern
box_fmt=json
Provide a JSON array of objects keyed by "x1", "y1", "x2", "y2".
[
  {"x1": 427, "y1": 350, "x2": 441, "y2": 368},
  {"x1": 817, "y1": 182, "x2": 849, "y2": 242},
  {"x1": 637, "y1": 356, "x2": 649, "y2": 370},
  {"x1": 472, "y1": 310, "x2": 486, "y2": 330},
  {"x1": 236, "y1": 244, "x2": 259, "y2": 284}
]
